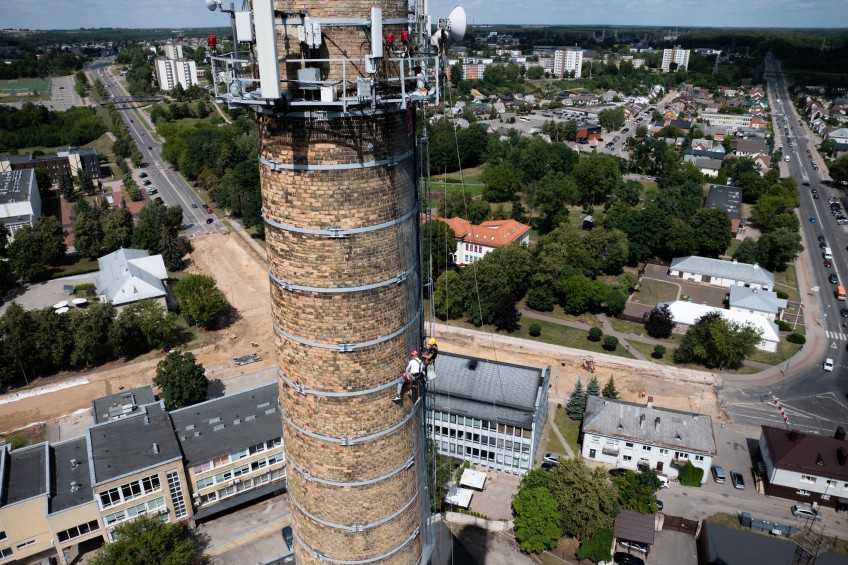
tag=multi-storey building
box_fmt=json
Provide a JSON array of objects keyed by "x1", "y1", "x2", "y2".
[
  {"x1": 427, "y1": 353, "x2": 551, "y2": 475},
  {"x1": 155, "y1": 43, "x2": 198, "y2": 92},
  {"x1": 0, "y1": 147, "x2": 102, "y2": 183},
  {"x1": 0, "y1": 383, "x2": 284, "y2": 563},
  {"x1": 699, "y1": 112, "x2": 754, "y2": 130},
  {"x1": 661, "y1": 46, "x2": 690, "y2": 72},
  {"x1": 436, "y1": 217, "x2": 530, "y2": 266},
  {"x1": 581, "y1": 396, "x2": 716, "y2": 481},
  {"x1": 462, "y1": 63, "x2": 486, "y2": 80},
  {"x1": 0, "y1": 169, "x2": 40, "y2": 241},
  {"x1": 554, "y1": 48, "x2": 583, "y2": 78}
]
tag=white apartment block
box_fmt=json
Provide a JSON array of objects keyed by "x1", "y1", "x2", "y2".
[
  {"x1": 661, "y1": 46, "x2": 690, "y2": 73},
  {"x1": 554, "y1": 49, "x2": 583, "y2": 78},
  {"x1": 699, "y1": 112, "x2": 754, "y2": 129},
  {"x1": 155, "y1": 58, "x2": 198, "y2": 92},
  {"x1": 581, "y1": 397, "x2": 716, "y2": 482}
]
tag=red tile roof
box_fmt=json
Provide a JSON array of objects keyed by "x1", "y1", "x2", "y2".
[
  {"x1": 762, "y1": 425, "x2": 848, "y2": 481},
  {"x1": 437, "y1": 217, "x2": 531, "y2": 248}
]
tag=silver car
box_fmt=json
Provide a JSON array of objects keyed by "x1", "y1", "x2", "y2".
[
  {"x1": 711, "y1": 465, "x2": 726, "y2": 484},
  {"x1": 792, "y1": 504, "x2": 822, "y2": 521}
]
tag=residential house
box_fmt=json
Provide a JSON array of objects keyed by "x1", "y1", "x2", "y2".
[
  {"x1": 669, "y1": 256, "x2": 775, "y2": 291},
  {"x1": 827, "y1": 127, "x2": 848, "y2": 145},
  {"x1": 580, "y1": 396, "x2": 716, "y2": 481},
  {"x1": 759, "y1": 425, "x2": 848, "y2": 509},
  {"x1": 436, "y1": 217, "x2": 530, "y2": 266},
  {"x1": 728, "y1": 286, "x2": 788, "y2": 320},
  {"x1": 734, "y1": 138, "x2": 767, "y2": 157},
  {"x1": 0, "y1": 169, "x2": 41, "y2": 241},
  {"x1": 659, "y1": 300, "x2": 780, "y2": 352},
  {"x1": 695, "y1": 158, "x2": 722, "y2": 178},
  {"x1": 94, "y1": 248, "x2": 169, "y2": 307},
  {"x1": 427, "y1": 353, "x2": 551, "y2": 475}
]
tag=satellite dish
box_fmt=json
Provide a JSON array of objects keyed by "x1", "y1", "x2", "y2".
[
  {"x1": 447, "y1": 6, "x2": 467, "y2": 43},
  {"x1": 205, "y1": 0, "x2": 220, "y2": 11}
]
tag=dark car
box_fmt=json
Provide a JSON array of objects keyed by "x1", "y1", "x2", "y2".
[
  {"x1": 824, "y1": 259, "x2": 832, "y2": 268},
  {"x1": 139, "y1": 172, "x2": 147, "y2": 178},
  {"x1": 841, "y1": 309, "x2": 848, "y2": 318},
  {"x1": 614, "y1": 552, "x2": 645, "y2": 565},
  {"x1": 830, "y1": 273, "x2": 839, "y2": 284},
  {"x1": 655, "y1": 499, "x2": 664, "y2": 511},
  {"x1": 819, "y1": 235, "x2": 826, "y2": 242},
  {"x1": 541, "y1": 462, "x2": 557, "y2": 472},
  {"x1": 191, "y1": 203, "x2": 198, "y2": 209},
  {"x1": 731, "y1": 469, "x2": 745, "y2": 490},
  {"x1": 148, "y1": 146, "x2": 152, "y2": 150},
  {"x1": 609, "y1": 468, "x2": 629, "y2": 477},
  {"x1": 205, "y1": 218, "x2": 214, "y2": 224},
  {"x1": 820, "y1": 242, "x2": 828, "y2": 249},
  {"x1": 282, "y1": 526, "x2": 293, "y2": 551}
]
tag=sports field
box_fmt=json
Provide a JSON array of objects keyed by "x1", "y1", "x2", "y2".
[{"x1": 0, "y1": 77, "x2": 50, "y2": 94}]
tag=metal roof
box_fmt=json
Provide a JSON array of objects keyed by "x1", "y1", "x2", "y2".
[
  {"x1": 701, "y1": 522, "x2": 848, "y2": 565},
  {"x1": 705, "y1": 184, "x2": 742, "y2": 220},
  {"x1": 169, "y1": 383, "x2": 281, "y2": 466},
  {"x1": 88, "y1": 402, "x2": 182, "y2": 485},
  {"x1": 0, "y1": 442, "x2": 48, "y2": 507},
  {"x1": 95, "y1": 248, "x2": 167, "y2": 305},
  {"x1": 582, "y1": 396, "x2": 716, "y2": 455},
  {"x1": 728, "y1": 286, "x2": 787, "y2": 315},
  {"x1": 669, "y1": 256, "x2": 774, "y2": 287},
  {"x1": 49, "y1": 437, "x2": 94, "y2": 514},
  {"x1": 428, "y1": 353, "x2": 548, "y2": 428}
]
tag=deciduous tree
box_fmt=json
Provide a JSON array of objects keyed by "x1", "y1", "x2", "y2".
[
  {"x1": 513, "y1": 487, "x2": 562, "y2": 553},
  {"x1": 89, "y1": 514, "x2": 201, "y2": 565},
  {"x1": 548, "y1": 458, "x2": 617, "y2": 539},
  {"x1": 422, "y1": 220, "x2": 457, "y2": 277},
  {"x1": 673, "y1": 311, "x2": 763, "y2": 368},
  {"x1": 153, "y1": 351, "x2": 209, "y2": 410},
  {"x1": 172, "y1": 274, "x2": 228, "y2": 328},
  {"x1": 645, "y1": 305, "x2": 675, "y2": 338}
]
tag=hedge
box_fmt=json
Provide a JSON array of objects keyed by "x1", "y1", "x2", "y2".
[{"x1": 677, "y1": 461, "x2": 704, "y2": 487}]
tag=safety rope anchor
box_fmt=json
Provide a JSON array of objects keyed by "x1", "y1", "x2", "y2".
[
  {"x1": 337, "y1": 341, "x2": 355, "y2": 353},
  {"x1": 395, "y1": 272, "x2": 408, "y2": 285},
  {"x1": 326, "y1": 226, "x2": 347, "y2": 239}
]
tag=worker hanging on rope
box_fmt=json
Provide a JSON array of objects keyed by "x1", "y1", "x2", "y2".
[
  {"x1": 393, "y1": 350, "x2": 424, "y2": 402},
  {"x1": 422, "y1": 337, "x2": 438, "y2": 381}
]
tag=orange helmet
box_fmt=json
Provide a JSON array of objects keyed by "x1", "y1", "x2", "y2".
[{"x1": 411, "y1": 351, "x2": 418, "y2": 358}]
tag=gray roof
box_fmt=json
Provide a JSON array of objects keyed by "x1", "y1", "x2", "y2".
[
  {"x1": 695, "y1": 157, "x2": 723, "y2": 172},
  {"x1": 429, "y1": 353, "x2": 548, "y2": 428},
  {"x1": 701, "y1": 522, "x2": 848, "y2": 565},
  {"x1": 735, "y1": 138, "x2": 767, "y2": 154},
  {"x1": 92, "y1": 385, "x2": 157, "y2": 424},
  {"x1": 0, "y1": 443, "x2": 48, "y2": 507},
  {"x1": 50, "y1": 437, "x2": 94, "y2": 514},
  {"x1": 669, "y1": 256, "x2": 774, "y2": 287},
  {"x1": 169, "y1": 383, "x2": 281, "y2": 466},
  {"x1": 0, "y1": 169, "x2": 36, "y2": 206},
  {"x1": 88, "y1": 402, "x2": 182, "y2": 485},
  {"x1": 728, "y1": 286, "x2": 787, "y2": 315},
  {"x1": 704, "y1": 184, "x2": 742, "y2": 221},
  {"x1": 614, "y1": 509, "x2": 655, "y2": 545},
  {"x1": 95, "y1": 248, "x2": 167, "y2": 305},
  {"x1": 582, "y1": 396, "x2": 716, "y2": 455}
]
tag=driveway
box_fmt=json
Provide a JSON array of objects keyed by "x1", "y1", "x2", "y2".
[{"x1": 646, "y1": 529, "x2": 697, "y2": 565}]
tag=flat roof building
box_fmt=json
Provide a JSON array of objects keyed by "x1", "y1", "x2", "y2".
[
  {"x1": 0, "y1": 169, "x2": 40, "y2": 241},
  {"x1": 0, "y1": 147, "x2": 102, "y2": 183}
]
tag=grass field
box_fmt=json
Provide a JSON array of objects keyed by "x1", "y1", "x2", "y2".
[
  {"x1": 633, "y1": 278, "x2": 680, "y2": 305},
  {"x1": 0, "y1": 77, "x2": 50, "y2": 93}
]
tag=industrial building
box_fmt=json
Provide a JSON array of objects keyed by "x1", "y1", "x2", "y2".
[{"x1": 0, "y1": 169, "x2": 40, "y2": 241}]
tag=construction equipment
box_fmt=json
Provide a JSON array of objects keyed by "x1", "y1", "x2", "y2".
[{"x1": 581, "y1": 357, "x2": 596, "y2": 373}]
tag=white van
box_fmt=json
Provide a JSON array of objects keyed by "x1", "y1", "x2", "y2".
[{"x1": 824, "y1": 247, "x2": 833, "y2": 260}]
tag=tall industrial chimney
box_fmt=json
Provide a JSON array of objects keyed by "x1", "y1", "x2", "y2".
[{"x1": 203, "y1": 1, "x2": 441, "y2": 563}]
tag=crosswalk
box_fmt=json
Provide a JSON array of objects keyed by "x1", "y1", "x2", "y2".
[{"x1": 826, "y1": 331, "x2": 848, "y2": 341}]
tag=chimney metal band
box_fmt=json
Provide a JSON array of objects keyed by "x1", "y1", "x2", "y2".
[
  {"x1": 282, "y1": 397, "x2": 419, "y2": 446},
  {"x1": 293, "y1": 525, "x2": 420, "y2": 565},
  {"x1": 269, "y1": 264, "x2": 414, "y2": 293},
  {"x1": 259, "y1": 148, "x2": 413, "y2": 171},
  {"x1": 272, "y1": 310, "x2": 420, "y2": 351},
  {"x1": 277, "y1": 368, "x2": 400, "y2": 397},
  {"x1": 286, "y1": 452, "x2": 415, "y2": 487},
  {"x1": 262, "y1": 208, "x2": 415, "y2": 237}
]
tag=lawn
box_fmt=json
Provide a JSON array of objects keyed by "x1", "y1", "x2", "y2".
[
  {"x1": 633, "y1": 278, "x2": 680, "y2": 306},
  {"x1": 41, "y1": 255, "x2": 100, "y2": 281},
  {"x1": 745, "y1": 337, "x2": 802, "y2": 366},
  {"x1": 773, "y1": 263, "x2": 801, "y2": 304},
  {"x1": 431, "y1": 165, "x2": 484, "y2": 186},
  {"x1": 0, "y1": 77, "x2": 50, "y2": 92},
  {"x1": 551, "y1": 406, "x2": 581, "y2": 455}
]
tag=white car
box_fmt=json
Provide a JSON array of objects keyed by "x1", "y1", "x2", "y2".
[{"x1": 824, "y1": 358, "x2": 834, "y2": 372}]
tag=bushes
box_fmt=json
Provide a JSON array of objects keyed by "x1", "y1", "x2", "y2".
[
  {"x1": 587, "y1": 327, "x2": 603, "y2": 342},
  {"x1": 787, "y1": 333, "x2": 806, "y2": 345},
  {"x1": 652, "y1": 344, "x2": 667, "y2": 359},
  {"x1": 676, "y1": 461, "x2": 704, "y2": 487},
  {"x1": 775, "y1": 289, "x2": 789, "y2": 300},
  {"x1": 529, "y1": 323, "x2": 542, "y2": 337},
  {"x1": 603, "y1": 336, "x2": 619, "y2": 351},
  {"x1": 776, "y1": 319, "x2": 792, "y2": 332},
  {"x1": 575, "y1": 528, "x2": 613, "y2": 563}
]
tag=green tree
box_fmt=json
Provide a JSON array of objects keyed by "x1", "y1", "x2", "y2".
[
  {"x1": 653, "y1": 344, "x2": 667, "y2": 359},
  {"x1": 33, "y1": 215, "x2": 66, "y2": 264},
  {"x1": 534, "y1": 172, "x2": 578, "y2": 234},
  {"x1": 153, "y1": 351, "x2": 209, "y2": 410},
  {"x1": 0, "y1": 302, "x2": 36, "y2": 382},
  {"x1": 758, "y1": 228, "x2": 803, "y2": 271},
  {"x1": 77, "y1": 168, "x2": 94, "y2": 193},
  {"x1": 548, "y1": 458, "x2": 617, "y2": 539},
  {"x1": 70, "y1": 303, "x2": 117, "y2": 367},
  {"x1": 482, "y1": 162, "x2": 523, "y2": 203},
  {"x1": 172, "y1": 274, "x2": 229, "y2": 328},
  {"x1": 571, "y1": 152, "x2": 622, "y2": 203},
  {"x1": 522, "y1": 468, "x2": 552, "y2": 490},
  {"x1": 673, "y1": 311, "x2": 763, "y2": 368},
  {"x1": 598, "y1": 107, "x2": 626, "y2": 131},
  {"x1": 566, "y1": 380, "x2": 586, "y2": 420},
  {"x1": 605, "y1": 287, "x2": 628, "y2": 315},
  {"x1": 423, "y1": 220, "x2": 457, "y2": 277},
  {"x1": 575, "y1": 528, "x2": 613, "y2": 563},
  {"x1": 100, "y1": 206, "x2": 134, "y2": 251},
  {"x1": 427, "y1": 440, "x2": 453, "y2": 512},
  {"x1": 159, "y1": 227, "x2": 187, "y2": 271},
  {"x1": 588, "y1": 327, "x2": 603, "y2": 342},
  {"x1": 645, "y1": 305, "x2": 675, "y2": 338},
  {"x1": 7, "y1": 225, "x2": 45, "y2": 281},
  {"x1": 117, "y1": 299, "x2": 180, "y2": 353},
  {"x1": 564, "y1": 119, "x2": 578, "y2": 141},
  {"x1": 460, "y1": 244, "x2": 534, "y2": 326},
  {"x1": 439, "y1": 191, "x2": 490, "y2": 224},
  {"x1": 556, "y1": 275, "x2": 606, "y2": 315},
  {"x1": 513, "y1": 487, "x2": 562, "y2": 553},
  {"x1": 133, "y1": 202, "x2": 166, "y2": 254},
  {"x1": 586, "y1": 376, "x2": 600, "y2": 396},
  {"x1": 73, "y1": 211, "x2": 103, "y2": 259},
  {"x1": 611, "y1": 469, "x2": 662, "y2": 513},
  {"x1": 603, "y1": 335, "x2": 619, "y2": 351},
  {"x1": 433, "y1": 270, "x2": 465, "y2": 320},
  {"x1": 828, "y1": 154, "x2": 848, "y2": 184},
  {"x1": 59, "y1": 170, "x2": 75, "y2": 201},
  {"x1": 34, "y1": 168, "x2": 52, "y2": 198},
  {"x1": 88, "y1": 514, "x2": 201, "y2": 565},
  {"x1": 492, "y1": 293, "x2": 520, "y2": 332},
  {"x1": 601, "y1": 376, "x2": 619, "y2": 399},
  {"x1": 691, "y1": 208, "x2": 731, "y2": 257}
]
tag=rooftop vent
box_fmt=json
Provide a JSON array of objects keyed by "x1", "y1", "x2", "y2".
[
  {"x1": 152, "y1": 443, "x2": 160, "y2": 454},
  {"x1": 468, "y1": 360, "x2": 478, "y2": 370},
  {"x1": 639, "y1": 414, "x2": 645, "y2": 429},
  {"x1": 70, "y1": 481, "x2": 80, "y2": 493},
  {"x1": 836, "y1": 426, "x2": 846, "y2": 441},
  {"x1": 208, "y1": 417, "x2": 221, "y2": 424},
  {"x1": 70, "y1": 458, "x2": 79, "y2": 469},
  {"x1": 655, "y1": 417, "x2": 661, "y2": 430},
  {"x1": 213, "y1": 424, "x2": 226, "y2": 431}
]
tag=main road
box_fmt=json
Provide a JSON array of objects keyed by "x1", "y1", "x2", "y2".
[
  {"x1": 88, "y1": 58, "x2": 224, "y2": 237},
  {"x1": 721, "y1": 54, "x2": 848, "y2": 435}
]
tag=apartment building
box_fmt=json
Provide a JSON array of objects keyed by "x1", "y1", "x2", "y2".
[
  {"x1": 155, "y1": 44, "x2": 198, "y2": 92},
  {"x1": 462, "y1": 63, "x2": 486, "y2": 80},
  {"x1": 661, "y1": 46, "x2": 690, "y2": 73},
  {"x1": 699, "y1": 112, "x2": 754, "y2": 130},
  {"x1": 554, "y1": 48, "x2": 583, "y2": 78},
  {"x1": 427, "y1": 353, "x2": 551, "y2": 475},
  {"x1": 581, "y1": 396, "x2": 716, "y2": 481},
  {"x1": 0, "y1": 383, "x2": 284, "y2": 563}
]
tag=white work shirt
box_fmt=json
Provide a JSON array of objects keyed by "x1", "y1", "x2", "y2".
[{"x1": 405, "y1": 358, "x2": 423, "y2": 375}]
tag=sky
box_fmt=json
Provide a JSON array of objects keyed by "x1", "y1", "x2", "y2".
[{"x1": 3, "y1": 0, "x2": 848, "y2": 31}]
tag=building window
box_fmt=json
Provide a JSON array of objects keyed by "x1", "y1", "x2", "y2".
[
  {"x1": 625, "y1": 442, "x2": 634, "y2": 449},
  {"x1": 801, "y1": 475, "x2": 817, "y2": 484},
  {"x1": 0, "y1": 548, "x2": 12, "y2": 560},
  {"x1": 99, "y1": 473, "x2": 162, "y2": 509},
  {"x1": 623, "y1": 456, "x2": 632, "y2": 462},
  {"x1": 57, "y1": 520, "x2": 100, "y2": 543},
  {"x1": 695, "y1": 455, "x2": 704, "y2": 462},
  {"x1": 104, "y1": 497, "x2": 167, "y2": 527},
  {"x1": 0, "y1": 533, "x2": 5, "y2": 543},
  {"x1": 15, "y1": 541, "x2": 35, "y2": 551},
  {"x1": 167, "y1": 471, "x2": 188, "y2": 520},
  {"x1": 642, "y1": 446, "x2": 651, "y2": 451},
  {"x1": 659, "y1": 449, "x2": 668, "y2": 454}
]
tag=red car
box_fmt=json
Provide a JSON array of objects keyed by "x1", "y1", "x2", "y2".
[
  {"x1": 825, "y1": 259, "x2": 833, "y2": 268},
  {"x1": 207, "y1": 208, "x2": 213, "y2": 214}
]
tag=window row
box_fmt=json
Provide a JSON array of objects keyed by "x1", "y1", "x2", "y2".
[
  {"x1": 428, "y1": 413, "x2": 531, "y2": 439},
  {"x1": 57, "y1": 520, "x2": 100, "y2": 543},
  {"x1": 192, "y1": 437, "x2": 282, "y2": 476},
  {"x1": 430, "y1": 425, "x2": 531, "y2": 452},
  {"x1": 196, "y1": 453, "x2": 283, "y2": 490},
  {"x1": 98, "y1": 474, "x2": 162, "y2": 509},
  {"x1": 199, "y1": 468, "x2": 285, "y2": 505},
  {"x1": 104, "y1": 496, "x2": 166, "y2": 526},
  {"x1": 438, "y1": 441, "x2": 530, "y2": 469}
]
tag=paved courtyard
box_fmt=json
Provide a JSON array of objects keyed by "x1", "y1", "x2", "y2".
[
  {"x1": 624, "y1": 263, "x2": 729, "y2": 320},
  {"x1": 0, "y1": 274, "x2": 96, "y2": 315},
  {"x1": 467, "y1": 470, "x2": 520, "y2": 520},
  {"x1": 647, "y1": 528, "x2": 697, "y2": 565}
]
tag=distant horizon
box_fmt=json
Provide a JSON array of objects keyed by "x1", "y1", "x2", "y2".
[{"x1": 4, "y1": 0, "x2": 848, "y2": 32}]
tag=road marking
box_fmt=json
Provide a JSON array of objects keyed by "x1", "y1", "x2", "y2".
[{"x1": 826, "y1": 331, "x2": 848, "y2": 340}]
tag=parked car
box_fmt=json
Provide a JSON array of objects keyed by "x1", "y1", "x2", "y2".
[
  {"x1": 147, "y1": 188, "x2": 158, "y2": 195},
  {"x1": 543, "y1": 453, "x2": 564, "y2": 465},
  {"x1": 541, "y1": 462, "x2": 557, "y2": 472},
  {"x1": 731, "y1": 470, "x2": 745, "y2": 489},
  {"x1": 609, "y1": 468, "x2": 629, "y2": 477},
  {"x1": 139, "y1": 172, "x2": 147, "y2": 178},
  {"x1": 282, "y1": 526, "x2": 294, "y2": 551},
  {"x1": 655, "y1": 499, "x2": 664, "y2": 511},
  {"x1": 613, "y1": 552, "x2": 645, "y2": 565},
  {"x1": 712, "y1": 465, "x2": 726, "y2": 484},
  {"x1": 819, "y1": 235, "x2": 826, "y2": 242},
  {"x1": 618, "y1": 540, "x2": 648, "y2": 554},
  {"x1": 792, "y1": 504, "x2": 822, "y2": 521},
  {"x1": 840, "y1": 309, "x2": 848, "y2": 318},
  {"x1": 143, "y1": 179, "x2": 152, "y2": 186}
]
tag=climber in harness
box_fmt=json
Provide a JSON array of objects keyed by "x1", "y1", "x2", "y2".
[
  {"x1": 393, "y1": 350, "x2": 423, "y2": 402},
  {"x1": 422, "y1": 337, "x2": 438, "y2": 380}
]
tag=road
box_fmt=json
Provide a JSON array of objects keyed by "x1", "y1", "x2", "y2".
[
  {"x1": 88, "y1": 58, "x2": 224, "y2": 237},
  {"x1": 721, "y1": 54, "x2": 848, "y2": 435}
]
